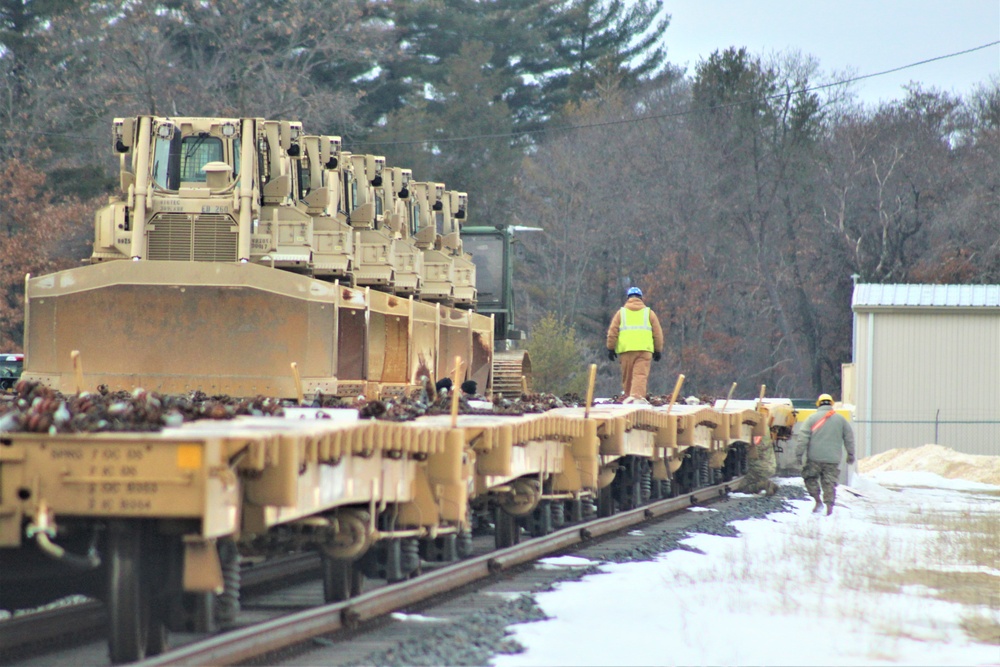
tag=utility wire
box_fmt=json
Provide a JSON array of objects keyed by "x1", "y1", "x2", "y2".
[
  {"x1": 352, "y1": 40, "x2": 1000, "y2": 148},
  {"x1": 5, "y1": 41, "x2": 998, "y2": 149}
]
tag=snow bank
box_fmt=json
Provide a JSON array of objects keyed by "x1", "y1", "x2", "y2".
[{"x1": 859, "y1": 444, "x2": 1000, "y2": 486}]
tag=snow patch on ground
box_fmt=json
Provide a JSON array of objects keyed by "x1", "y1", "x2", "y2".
[
  {"x1": 866, "y1": 469, "x2": 1000, "y2": 491},
  {"x1": 494, "y1": 446, "x2": 1000, "y2": 667},
  {"x1": 535, "y1": 556, "x2": 595, "y2": 569},
  {"x1": 390, "y1": 612, "x2": 445, "y2": 623}
]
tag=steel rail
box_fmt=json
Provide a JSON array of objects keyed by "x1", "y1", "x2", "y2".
[
  {"x1": 137, "y1": 478, "x2": 739, "y2": 667},
  {"x1": 0, "y1": 600, "x2": 105, "y2": 656},
  {"x1": 0, "y1": 552, "x2": 320, "y2": 658}
]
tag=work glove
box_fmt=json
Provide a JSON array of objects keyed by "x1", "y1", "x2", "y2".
[
  {"x1": 652, "y1": 351, "x2": 661, "y2": 362},
  {"x1": 607, "y1": 349, "x2": 617, "y2": 361},
  {"x1": 846, "y1": 454, "x2": 855, "y2": 465}
]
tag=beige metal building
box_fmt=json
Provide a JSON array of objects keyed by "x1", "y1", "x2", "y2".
[{"x1": 851, "y1": 283, "x2": 1000, "y2": 457}]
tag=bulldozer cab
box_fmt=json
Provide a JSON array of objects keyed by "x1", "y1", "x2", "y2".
[
  {"x1": 94, "y1": 116, "x2": 264, "y2": 263},
  {"x1": 444, "y1": 191, "x2": 476, "y2": 306},
  {"x1": 461, "y1": 225, "x2": 518, "y2": 341},
  {"x1": 347, "y1": 154, "x2": 386, "y2": 229},
  {"x1": 150, "y1": 124, "x2": 230, "y2": 190},
  {"x1": 382, "y1": 167, "x2": 412, "y2": 238},
  {"x1": 439, "y1": 191, "x2": 466, "y2": 254},
  {"x1": 302, "y1": 135, "x2": 354, "y2": 280},
  {"x1": 299, "y1": 134, "x2": 343, "y2": 214},
  {"x1": 409, "y1": 182, "x2": 441, "y2": 249}
]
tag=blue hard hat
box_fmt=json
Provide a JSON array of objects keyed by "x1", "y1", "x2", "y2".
[{"x1": 626, "y1": 287, "x2": 643, "y2": 298}]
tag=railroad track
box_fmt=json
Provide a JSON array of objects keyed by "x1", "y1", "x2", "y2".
[
  {"x1": 0, "y1": 552, "x2": 322, "y2": 663},
  {"x1": 133, "y1": 480, "x2": 738, "y2": 667}
]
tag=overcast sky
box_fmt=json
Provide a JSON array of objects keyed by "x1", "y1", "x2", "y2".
[{"x1": 660, "y1": 0, "x2": 1000, "y2": 106}]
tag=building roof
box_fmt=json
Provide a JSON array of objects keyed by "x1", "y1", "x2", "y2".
[{"x1": 853, "y1": 284, "x2": 1000, "y2": 309}]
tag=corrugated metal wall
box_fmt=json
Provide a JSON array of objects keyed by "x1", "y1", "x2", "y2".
[{"x1": 854, "y1": 310, "x2": 1000, "y2": 457}]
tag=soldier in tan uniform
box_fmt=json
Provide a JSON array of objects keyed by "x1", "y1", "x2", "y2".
[
  {"x1": 795, "y1": 393, "x2": 856, "y2": 515},
  {"x1": 742, "y1": 410, "x2": 778, "y2": 496}
]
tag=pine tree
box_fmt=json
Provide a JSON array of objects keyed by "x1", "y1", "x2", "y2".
[{"x1": 366, "y1": 0, "x2": 672, "y2": 131}]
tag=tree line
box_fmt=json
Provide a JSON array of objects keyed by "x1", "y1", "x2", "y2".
[{"x1": 1, "y1": 0, "x2": 997, "y2": 399}]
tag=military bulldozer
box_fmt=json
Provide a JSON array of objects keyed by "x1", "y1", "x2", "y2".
[{"x1": 21, "y1": 116, "x2": 495, "y2": 398}]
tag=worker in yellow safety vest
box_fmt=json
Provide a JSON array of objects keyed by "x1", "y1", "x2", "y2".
[{"x1": 605, "y1": 286, "x2": 664, "y2": 404}]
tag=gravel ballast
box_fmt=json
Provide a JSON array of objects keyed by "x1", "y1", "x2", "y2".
[{"x1": 344, "y1": 485, "x2": 806, "y2": 667}]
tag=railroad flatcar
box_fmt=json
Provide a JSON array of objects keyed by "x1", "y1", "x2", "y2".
[{"x1": 1, "y1": 115, "x2": 760, "y2": 664}]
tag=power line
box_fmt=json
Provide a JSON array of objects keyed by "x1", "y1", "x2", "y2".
[
  {"x1": 4, "y1": 40, "x2": 997, "y2": 151},
  {"x1": 351, "y1": 40, "x2": 1000, "y2": 148}
]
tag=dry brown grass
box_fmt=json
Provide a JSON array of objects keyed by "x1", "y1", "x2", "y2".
[
  {"x1": 863, "y1": 505, "x2": 1000, "y2": 645},
  {"x1": 960, "y1": 614, "x2": 1000, "y2": 645},
  {"x1": 715, "y1": 499, "x2": 998, "y2": 647},
  {"x1": 892, "y1": 569, "x2": 999, "y2": 608}
]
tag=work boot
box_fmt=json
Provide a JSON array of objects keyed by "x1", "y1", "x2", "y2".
[
  {"x1": 809, "y1": 490, "x2": 823, "y2": 513},
  {"x1": 765, "y1": 481, "x2": 777, "y2": 497},
  {"x1": 825, "y1": 490, "x2": 836, "y2": 516}
]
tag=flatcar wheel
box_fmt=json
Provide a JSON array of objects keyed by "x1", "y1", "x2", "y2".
[
  {"x1": 188, "y1": 593, "x2": 217, "y2": 633},
  {"x1": 146, "y1": 599, "x2": 169, "y2": 656},
  {"x1": 321, "y1": 555, "x2": 363, "y2": 603},
  {"x1": 597, "y1": 485, "x2": 615, "y2": 517},
  {"x1": 107, "y1": 522, "x2": 150, "y2": 664},
  {"x1": 143, "y1": 531, "x2": 172, "y2": 656},
  {"x1": 494, "y1": 506, "x2": 520, "y2": 549}
]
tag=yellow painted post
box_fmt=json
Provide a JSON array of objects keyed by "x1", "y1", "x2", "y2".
[
  {"x1": 722, "y1": 382, "x2": 737, "y2": 412},
  {"x1": 290, "y1": 362, "x2": 304, "y2": 406},
  {"x1": 488, "y1": 314, "x2": 496, "y2": 397},
  {"x1": 408, "y1": 295, "x2": 415, "y2": 387},
  {"x1": 71, "y1": 350, "x2": 83, "y2": 394},
  {"x1": 665, "y1": 373, "x2": 685, "y2": 415},
  {"x1": 451, "y1": 355, "x2": 463, "y2": 428},
  {"x1": 584, "y1": 363, "x2": 597, "y2": 419}
]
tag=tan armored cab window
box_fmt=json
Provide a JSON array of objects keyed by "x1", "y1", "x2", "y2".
[
  {"x1": 411, "y1": 199, "x2": 421, "y2": 237},
  {"x1": 151, "y1": 128, "x2": 228, "y2": 190},
  {"x1": 232, "y1": 129, "x2": 241, "y2": 180},
  {"x1": 433, "y1": 184, "x2": 445, "y2": 235},
  {"x1": 151, "y1": 123, "x2": 180, "y2": 189},
  {"x1": 299, "y1": 151, "x2": 312, "y2": 198},
  {"x1": 180, "y1": 135, "x2": 224, "y2": 183}
]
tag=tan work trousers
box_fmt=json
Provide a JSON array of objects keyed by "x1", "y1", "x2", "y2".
[{"x1": 619, "y1": 350, "x2": 652, "y2": 399}]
